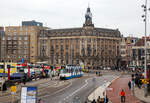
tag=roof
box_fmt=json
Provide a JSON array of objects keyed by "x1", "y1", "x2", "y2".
[{"x1": 45, "y1": 27, "x2": 121, "y2": 37}]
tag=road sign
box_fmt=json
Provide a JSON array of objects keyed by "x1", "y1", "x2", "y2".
[
  {"x1": 21, "y1": 86, "x2": 37, "y2": 103},
  {"x1": 106, "y1": 88, "x2": 113, "y2": 91}
]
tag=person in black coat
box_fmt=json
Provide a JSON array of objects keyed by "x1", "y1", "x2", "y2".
[
  {"x1": 2, "y1": 82, "x2": 7, "y2": 91},
  {"x1": 91, "y1": 99, "x2": 96, "y2": 103},
  {"x1": 128, "y1": 81, "x2": 131, "y2": 90},
  {"x1": 23, "y1": 74, "x2": 26, "y2": 85}
]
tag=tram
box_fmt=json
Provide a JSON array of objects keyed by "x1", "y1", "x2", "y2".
[{"x1": 59, "y1": 65, "x2": 83, "y2": 80}]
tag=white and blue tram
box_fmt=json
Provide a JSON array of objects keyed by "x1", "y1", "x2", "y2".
[{"x1": 59, "y1": 66, "x2": 83, "y2": 80}]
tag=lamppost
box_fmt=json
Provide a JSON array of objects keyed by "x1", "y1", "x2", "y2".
[{"x1": 141, "y1": 0, "x2": 150, "y2": 97}]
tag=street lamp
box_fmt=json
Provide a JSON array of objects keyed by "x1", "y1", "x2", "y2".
[{"x1": 141, "y1": 0, "x2": 150, "y2": 97}]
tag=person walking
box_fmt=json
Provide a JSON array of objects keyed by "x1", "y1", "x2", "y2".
[
  {"x1": 91, "y1": 99, "x2": 96, "y2": 103},
  {"x1": 104, "y1": 95, "x2": 109, "y2": 103},
  {"x1": 38, "y1": 99, "x2": 43, "y2": 103},
  {"x1": 120, "y1": 89, "x2": 126, "y2": 103},
  {"x1": 128, "y1": 80, "x2": 131, "y2": 90},
  {"x1": 97, "y1": 96, "x2": 100, "y2": 103}
]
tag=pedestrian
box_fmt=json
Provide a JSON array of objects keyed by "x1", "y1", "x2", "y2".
[
  {"x1": 91, "y1": 99, "x2": 96, "y2": 103},
  {"x1": 38, "y1": 98, "x2": 43, "y2": 103},
  {"x1": 97, "y1": 96, "x2": 100, "y2": 103},
  {"x1": 96, "y1": 71, "x2": 98, "y2": 75},
  {"x1": 104, "y1": 95, "x2": 109, "y2": 103},
  {"x1": 120, "y1": 89, "x2": 126, "y2": 103},
  {"x1": 128, "y1": 80, "x2": 131, "y2": 90},
  {"x1": 2, "y1": 82, "x2": 7, "y2": 91},
  {"x1": 99, "y1": 72, "x2": 101, "y2": 76},
  {"x1": 23, "y1": 74, "x2": 26, "y2": 85}
]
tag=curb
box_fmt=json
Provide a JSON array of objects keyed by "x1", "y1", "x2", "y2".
[
  {"x1": 133, "y1": 87, "x2": 149, "y2": 103},
  {"x1": 87, "y1": 76, "x2": 120, "y2": 102}
]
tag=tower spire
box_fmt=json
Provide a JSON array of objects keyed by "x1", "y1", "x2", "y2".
[{"x1": 83, "y1": 6, "x2": 94, "y2": 27}]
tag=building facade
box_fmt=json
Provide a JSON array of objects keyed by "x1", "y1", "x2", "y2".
[
  {"x1": 0, "y1": 27, "x2": 5, "y2": 61},
  {"x1": 0, "y1": 23, "x2": 43, "y2": 63},
  {"x1": 120, "y1": 37, "x2": 139, "y2": 67},
  {"x1": 38, "y1": 7, "x2": 121, "y2": 68},
  {"x1": 132, "y1": 37, "x2": 150, "y2": 67}
]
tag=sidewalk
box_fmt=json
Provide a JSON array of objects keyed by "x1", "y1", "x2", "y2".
[
  {"x1": 106, "y1": 75, "x2": 142, "y2": 103},
  {"x1": 134, "y1": 86, "x2": 150, "y2": 103}
]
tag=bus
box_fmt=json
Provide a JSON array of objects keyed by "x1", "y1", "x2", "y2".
[
  {"x1": 59, "y1": 65, "x2": 83, "y2": 80},
  {"x1": 0, "y1": 62, "x2": 17, "y2": 74}
]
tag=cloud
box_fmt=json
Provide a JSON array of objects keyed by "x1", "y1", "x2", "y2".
[{"x1": 0, "y1": 0, "x2": 149, "y2": 37}]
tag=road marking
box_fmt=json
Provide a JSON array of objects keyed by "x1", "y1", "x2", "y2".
[
  {"x1": 59, "y1": 77, "x2": 93, "y2": 103},
  {"x1": 40, "y1": 80, "x2": 73, "y2": 98}
]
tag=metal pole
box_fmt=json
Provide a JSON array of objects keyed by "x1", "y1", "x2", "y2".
[
  {"x1": 144, "y1": 0, "x2": 147, "y2": 79},
  {"x1": 144, "y1": 0, "x2": 148, "y2": 97},
  {"x1": 3, "y1": 36, "x2": 6, "y2": 80}
]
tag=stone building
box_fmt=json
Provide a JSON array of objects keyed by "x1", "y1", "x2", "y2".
[
  {"x1": 120, "y1": 37, "x2": 139, "y2": 67},
  {"x1": 0, "y1": 27, "x2": 5, "y2": 61},
  {"x1": 132, "y1": 37, "x2": 150, "y2": 67},
  {"x1": 38, "y1": 7, "x2": 121, "y2": 68}
]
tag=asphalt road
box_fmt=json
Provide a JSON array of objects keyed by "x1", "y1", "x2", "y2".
[{"x1": 40, "y1": 75, "x2": 118, "y2": 103}]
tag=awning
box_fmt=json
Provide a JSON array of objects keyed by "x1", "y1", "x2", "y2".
[
  {"x1": 0, "y1": 73, "x2": 8, "y2": 77},
  {"x1": 10, "y1": 73, "x2": 25, "y2": 78}
]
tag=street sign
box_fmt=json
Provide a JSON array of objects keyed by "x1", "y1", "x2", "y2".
[
  {"x1": 21, "y1": 86, "x2": 37, "y2": 103},
  {"x1": 11, "y1": 86, "x2": 16, "y2": 93},
  {"x1": 106, "y1": 88, "x2": 113, "y2": 91}
]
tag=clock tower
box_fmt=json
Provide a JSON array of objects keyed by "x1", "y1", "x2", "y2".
[{"x1": 83, "y1": 6, "x2": 94, "y2": 27}]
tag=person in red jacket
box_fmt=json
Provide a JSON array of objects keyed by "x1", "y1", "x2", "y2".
[{"x1": 120, "y1": 89, "x2": 126, "y2": 103}]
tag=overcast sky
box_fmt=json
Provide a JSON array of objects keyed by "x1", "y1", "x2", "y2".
[{"x1": 0, "y1": 0, "x2": 150, "y2": 37}]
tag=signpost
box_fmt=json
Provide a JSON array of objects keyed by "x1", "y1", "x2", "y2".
[{"x1": 21, "y1": 86, "x2": 37, "y2": 103}]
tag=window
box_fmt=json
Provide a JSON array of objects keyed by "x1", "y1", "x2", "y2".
[
  {"x1": 24, "y1": 41, "x2": 28, "y2": 45},
  {"x1": 20, "y1": 27, "x2": 22, "y2": 31},
  {"x1": 24, "y1": 50, "x2": 28, "y2": 54},
  {"x1": 25, "y1": 27, "x2": 28, "y2": 31},
  {"x1": 8, "y1": 41, "x2": 12, "y2": 44},
  {"x1": 14, "y1": 28, "x2": 17, "y2": 32},
  {"x1": 88, "y1": 38, "x2": 91, "y2": 42},
  {"x1": 19, "y1": 37, "x2": 22, "y2": 40},
  {"x1": 19, "y1": 41, "x2": 22, "y2": 45},
  {"x1": 101, "y1": 40, "x2": 103, "y2": 44},
  {"x1": 66, "y1": 45, "x2": 69, "y2": 49},
  {"x1": 24, "y1": 46, "x2": 28, "y2": 49},
  {"x1": 13, "y1": 37, "x2": 17, "y2": 40},
  {"x1": 24, "y1": 37, "x2": 28, "y2": 40},
  {"x1": 2, "y1": 37, "x2": 5, "y2": 40},
  {"x1": 8, "y1": 37, "x2": 11, "y2": 40},
  {"x1": 56, "y1": 45, "x2": 59, "y2": 49}
]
